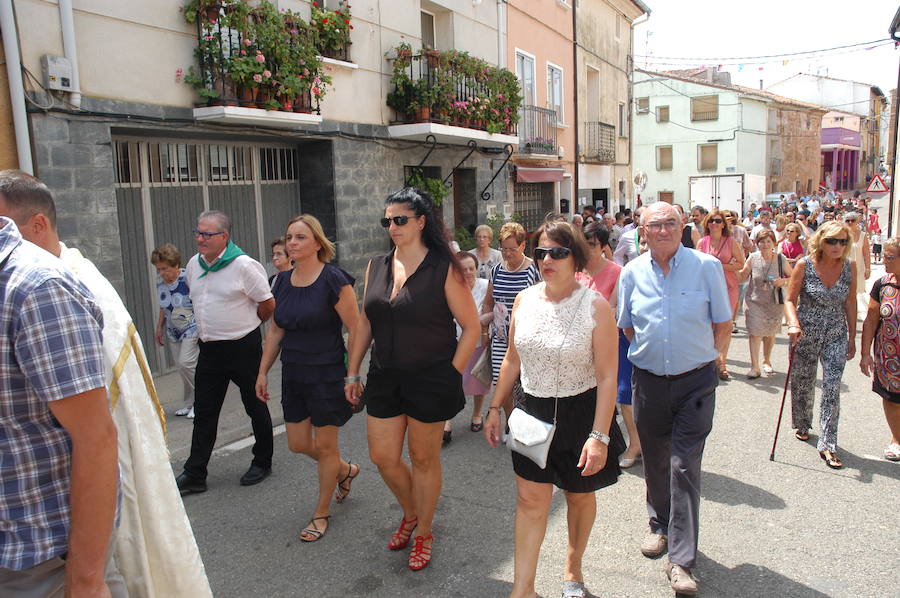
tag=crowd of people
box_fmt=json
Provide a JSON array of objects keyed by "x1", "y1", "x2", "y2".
[{"x1": 1, "y1": 167, "x2": 897, "y2": 598}]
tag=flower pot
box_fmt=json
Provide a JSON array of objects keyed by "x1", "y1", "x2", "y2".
[
  {"x1": 238, "y1": 86, "x2": 258, "y2": 108},
  {"x1": 424, "y1": 50, "x2": 440, "y2": 68},
  {"x1": 414, "y1": 107, "x2": 431, "y2": 122}
]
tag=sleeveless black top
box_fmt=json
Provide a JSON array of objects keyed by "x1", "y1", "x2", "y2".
[
  {"x1": 364, "y1": 249, "x2": 456, "y2": 370},
  {"x1": 681, "y1": 225, "x2": 694, "y2": 248}
]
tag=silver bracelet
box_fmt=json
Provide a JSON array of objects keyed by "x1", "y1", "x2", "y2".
[
  {"x1": 344, "y1": 376, "x2": 361, "y2": 384},
  {"x1": 589, "y1": 430, "x2": 610, "y2": 445}
]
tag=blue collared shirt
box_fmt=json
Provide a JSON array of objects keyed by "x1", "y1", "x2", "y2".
[
  {"x1": 617, "y1": 245, "x2": 732, "y2": 376},
  {"x1": 0, "y1": 217, "x2": 106, "y2": 570}
]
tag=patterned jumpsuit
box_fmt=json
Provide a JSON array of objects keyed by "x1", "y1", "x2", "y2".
[{"x1": 790, "y1": 257, "x2": 852, "y2": 452}]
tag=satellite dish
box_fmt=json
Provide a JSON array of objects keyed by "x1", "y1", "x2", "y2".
[{"x1": 633, "y1": 171, "x2": 647, "y2": 192}]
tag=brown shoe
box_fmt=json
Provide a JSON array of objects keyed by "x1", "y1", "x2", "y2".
[
  {"x1": 666, "y1": 563, "x2": 698, "y2": 595},
  {"x1": 640, "y1": 532, "x2": 668, "y2": 558}
]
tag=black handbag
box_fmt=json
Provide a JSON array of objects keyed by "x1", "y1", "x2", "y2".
[{"x1": 774, "y1": 254, "x2": 785, "y2": 305}]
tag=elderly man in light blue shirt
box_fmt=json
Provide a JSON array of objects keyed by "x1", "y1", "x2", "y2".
[{"x1": 617, "y1": 201, "x2": 732, "y2": 596}]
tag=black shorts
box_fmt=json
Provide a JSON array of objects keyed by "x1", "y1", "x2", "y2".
[
  {"x1": 873, "y1": 374, "x2": 900, "y2": 405},
  {"x1": 281, "y1": 364, "x2": 353, "y2": 427},
  {"x1": 873, "y1": 244, "x2": 882, "y2": 254},
  {"x1": 363, "y1": 360, "x2": 465, "y2": 423},
  {"x1": 511, "y1": 388, "x2": 624, "y2": 493}
]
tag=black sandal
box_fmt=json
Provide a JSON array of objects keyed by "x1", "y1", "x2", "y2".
[
  {"x1": 470, "y1": 418, "x2": 483, "y2": 432},
  {"x1": 335, "y1": 461, "x2": 360, "y2": 503},
  {"x1": 300, "y1": 516, "x2": 330, "y2": 542}
]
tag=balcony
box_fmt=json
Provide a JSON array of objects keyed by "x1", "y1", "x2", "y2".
[
  {"x1": 386, "y1": 47, "x2": 520, "y2": 148},
  {"x1": 583, "y1": 121, "x2": 615, "y2": 163},
  {"x1": 518, "y1": 106, "x2": 558, "y2": 156},
  {"x1": 691, "y1": 111, "x2": 719, "y2": 122},
  {"x1": 185, "y1": 0, "x2": 328, "y2": 127}
]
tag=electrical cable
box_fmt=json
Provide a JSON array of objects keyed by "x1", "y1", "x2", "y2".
[{"x1": 634, "y1": 38, "x2": 892, "y2": 61}]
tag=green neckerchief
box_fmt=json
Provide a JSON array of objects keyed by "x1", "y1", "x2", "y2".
[{"x1": 198, "y1": 241, "x2": 246, "y2": 277}]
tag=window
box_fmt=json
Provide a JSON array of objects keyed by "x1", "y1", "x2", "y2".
[
  {"x1": 420, "y1": 11, "x2": 435, "y2": 49},
  {"x1": 636, "y1": 97, "x2": 649, "y2": 114},
  {"x1": 658, "y1": 191, "x2": 674, "y2": 203},
  {"x1": 691, "y1": 95, "x2": 719, "y2": 121},
  {"x1": 618, "y1": 102, "x2": 627, "y2": 138},
  {"x1": 656, "y1": 105, "x2": 669, "y2": 122},
  {"x1": 547, "y1": 64, "x2": 563, "y2": 123},
  {"x1": 656, "y1": 146, "x2": 673, "y2": 171},
  {"x1": 698, "y1": 144, "x2": 717, "y2": 171},
  {"x1": 516, "y1": 51, "x2": 536, "y2": 106}
]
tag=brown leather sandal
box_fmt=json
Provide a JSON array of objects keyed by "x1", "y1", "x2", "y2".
[{"x1": 819, "y1": 450, "x2": 843, "y2": 469}]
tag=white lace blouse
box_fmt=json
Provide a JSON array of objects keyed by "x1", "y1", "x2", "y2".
[{"x1": 513, "y1": 283, "x2": 599, "y2": 398}]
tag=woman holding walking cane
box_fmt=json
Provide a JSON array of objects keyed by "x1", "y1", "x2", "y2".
[{"x1": 784, "y1": 221, "x2": 857, "y2": 469}]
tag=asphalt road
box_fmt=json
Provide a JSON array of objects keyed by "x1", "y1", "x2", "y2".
[{"x1": 157, "y1": 198, "x2": 899, "y2": 598}]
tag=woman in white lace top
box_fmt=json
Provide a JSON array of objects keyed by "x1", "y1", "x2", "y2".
[{"x1": 483, "y1": 219, "x2": 624, "y2": 598}]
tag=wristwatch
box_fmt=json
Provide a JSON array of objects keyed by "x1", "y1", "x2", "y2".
[{"x1": 589, "y1": 430, "x2": 610, "y2": 445}]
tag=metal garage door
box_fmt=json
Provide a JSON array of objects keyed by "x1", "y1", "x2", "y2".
[{"x1": 113, "y1": 139, "x2": 301, "y2": 372}]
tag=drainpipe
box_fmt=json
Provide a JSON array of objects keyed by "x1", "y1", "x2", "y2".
[
  {"x1": 496, "y1": 0, "x2": 506, "y2": 69},
  {"x1": 571, "y1": 0, "x2": 577, "y2": 215},
  {"x1": 887, "y1": 7, "x2": 900, "y2": 236},
  {"x1": 59, "y1": 0, "x2": 82, "y2": 108},
  {"x1": 0, "y1": 0, "x2": 33, "y2": 174}
]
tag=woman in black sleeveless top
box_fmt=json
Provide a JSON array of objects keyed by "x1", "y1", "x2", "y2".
[{"x1": 345, "y1": 188, "x2": 480, "y2": 571}]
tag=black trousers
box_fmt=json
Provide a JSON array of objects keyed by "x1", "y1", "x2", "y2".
[
  {"x1": 632, "y1": 362, "x2": 717, "y2": 569},
  {"x1": 183, "y1": 327, "x2": 273, "y2": 479}
]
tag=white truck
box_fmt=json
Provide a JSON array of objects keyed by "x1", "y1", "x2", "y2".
[{"x1": 688, "y1": 174, "x2": 766, "y2": 216}]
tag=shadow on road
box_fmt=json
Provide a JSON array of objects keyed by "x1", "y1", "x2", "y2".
[
  {"x1": 700, "y1": 471, "x2": 787, "y2": 509},
  {"x1": 696, "y1": 552, "x2": 833, "y2": 598}
]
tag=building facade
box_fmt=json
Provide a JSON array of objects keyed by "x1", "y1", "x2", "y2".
[
  {"x1": 633, "y1": 68, "x2": 823, "y2": 212},
  {"x1": 575, "y1": 0, "x2": 648, "y2": 215},
  {"x1": 767, "y1": 73, "x2": 887, "y2": 187},
  {"x1": 505, "y1": 0, "x2": 576, "y2": 232},
  {"x1": 10, "y1": 0, "x2": 519, "y2": 372}
]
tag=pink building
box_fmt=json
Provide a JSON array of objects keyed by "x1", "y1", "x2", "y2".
[{"x1": 506, "y1": 0, "x2": 576, "y2": 232}]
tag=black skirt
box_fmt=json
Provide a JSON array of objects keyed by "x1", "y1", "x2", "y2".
[{"x1": 511, "y1": 388, "x2": 625, "y2": 493}]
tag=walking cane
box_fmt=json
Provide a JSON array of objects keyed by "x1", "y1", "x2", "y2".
[{"x1": 769, "y1": 343, "x2": 796, "y2": 461}]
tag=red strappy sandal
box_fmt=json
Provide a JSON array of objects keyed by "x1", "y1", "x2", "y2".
[
  {"x1": 408, "y1": 535, "x2": 433, "y2": 571},
  {"x1": 387, "y1": 516, "x2": 417, "y2": 550}
]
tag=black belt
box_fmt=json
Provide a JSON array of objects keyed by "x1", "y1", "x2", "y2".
[{"x1": 635, "y1": 361, "x2": 714, "y2": 381}]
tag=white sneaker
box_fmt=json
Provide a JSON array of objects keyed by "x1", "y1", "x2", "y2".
[
  {"x1": 187, "y1": 407, "x2": 195, "y2": 419},
  {"x1": 174, "y1": 407, "x2": 190, "y2": 417}
]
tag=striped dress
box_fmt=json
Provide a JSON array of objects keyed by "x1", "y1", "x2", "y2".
[{"x1": 489, "y1": 260, "x2": 541, "y2": 384}]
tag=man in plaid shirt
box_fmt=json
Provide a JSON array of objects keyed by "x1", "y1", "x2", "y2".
[{"x1": 0, "y1": 217, "x2": 125, "y2": 596}]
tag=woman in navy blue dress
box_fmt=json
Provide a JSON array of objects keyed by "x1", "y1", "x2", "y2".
[{"x1": 256, "y1": 214, "x2": 361, "y2": 542}]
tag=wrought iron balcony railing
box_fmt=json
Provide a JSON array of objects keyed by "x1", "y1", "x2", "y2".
[
  {"x1": 583, "y1": 121, "x2": 615, "y2": 163},
  {"x1": 518, "y1": 106, "x2": 557, "y2": 155}
]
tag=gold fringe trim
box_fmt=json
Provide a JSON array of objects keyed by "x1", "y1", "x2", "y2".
[{"x1": 109, "y1": 323, "x2": 168, "y2": 440}]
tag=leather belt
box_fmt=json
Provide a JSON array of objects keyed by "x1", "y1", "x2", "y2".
[{"x1": 635, "y1": 361, "x2": 714, "y2": 381}]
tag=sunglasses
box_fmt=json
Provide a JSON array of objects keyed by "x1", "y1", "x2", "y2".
[
  {"x1": 844, "y1": 219, "x2": 857, "y2": 223},
  {"x1": 823, "y1": 237, "x2": 849, "y2": 246},
  {"x1": 380, "y1": 215, "x2": 415, "y2": 227},
  {"x1": 708, "y1": 218, "x2": 724, "y2": 224},
  {"x1": 534, "y1": 246, "x2": 572, "y2": 260}
]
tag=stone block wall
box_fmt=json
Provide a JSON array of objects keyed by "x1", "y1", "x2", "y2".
[{"x1": 30, "y1": 112, "x2": 126, "y2": 296}]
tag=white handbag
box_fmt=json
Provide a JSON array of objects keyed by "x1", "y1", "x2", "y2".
[{"x1": 506, "y1": 401, "x2": 558, "y2": 469}]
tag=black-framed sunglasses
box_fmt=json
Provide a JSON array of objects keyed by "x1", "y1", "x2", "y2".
[
  {"x1": 380, "y1": 215, "x2": 415, "y2": 228},
  {"x1": 708, "y1": 218, "x2": 724, "y2": 224},
  {"x1": 823, "y1": 237, "x2": 849, "y2": 246},
  {"x1": 844, "y1": 218, "x2": 858, "y2": 223},
  {"x1": 192, "y1": 228, "x2": 225, "y2": 240},
  {"x1": 534, "y1": 246, "x2": 572, "y2": 260}
]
